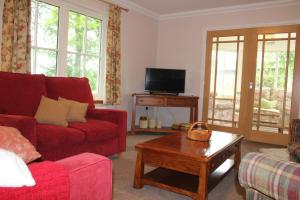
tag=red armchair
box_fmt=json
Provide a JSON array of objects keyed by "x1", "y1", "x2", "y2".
[
  {"x1": 0, "y1": 72, "x2": 127, "y2": 160},
  {"x1": 0, "y1": 153, "x2": 112, "y2": 200}
]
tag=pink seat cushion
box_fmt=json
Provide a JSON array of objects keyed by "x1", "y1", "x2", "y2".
[
  {"x1": 37, "y1": 124, "x2": 85, "y2": 149},
  {"x1": 46, "y1": 77, "x2": 95, "y2": 110},
  {"x1": 0, "y1": 72, "x2": 46, "y2": 116},
  {"x1": 57, "y1": 153, "x2": 112, "y2": 200},
  {"x1": 69, "y1": 119, "x2": 118, "y2": 142}
]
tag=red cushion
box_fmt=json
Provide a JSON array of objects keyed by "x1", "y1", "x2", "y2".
[
  {"x1": 0, "y1": 161, "x2": 69, "y2": 200},
  {"x1": 0, "y1": 72, "x2": 46, "y2": 116},
  {"x1": 69, "y1": 119, "x2": 118, "y2": 142},
  {"x1": 46, "y1": 76, "x2": 95, "y2": 110},
  {"x1": 37, "y1": 124, "x2": 85, "y2": 149}
]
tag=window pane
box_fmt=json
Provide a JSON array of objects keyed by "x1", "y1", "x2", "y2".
[
  {"x1": 85, "y1": 55, "x2": 100, "y2": 92},
  {"x1": 265, "y1": 33, "x2": 289, "y2": 39},
  {"x1": 86, "y1": 17, "x2": 102, "y2": 55},
  {"x1": 67, "y1": 53, "x2": 84, "y2": 77},
  {"x1": 68, "y1": 11, "x2": 85, "y2": 53},
  {"x1": 37, "y1": 2, "x2": 59, "y2": 49},
  {"x1": 219, "y1": 36, "x2": 238, "y2": 41},
  {"x1": 35, "y1": 49, "x2": 57, "y2": 76}
]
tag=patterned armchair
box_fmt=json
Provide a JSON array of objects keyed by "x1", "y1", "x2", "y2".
[
  {"x1": 239, "y1": 119, "x2": 300, "y2": 200},
  {"x1": 239, "y1": 153, "x2": 300, "y2": 200}
]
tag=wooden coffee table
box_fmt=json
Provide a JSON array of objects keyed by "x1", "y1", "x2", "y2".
[{"x1": 133, "y1": 131, "x2": 244, "y2": 200}]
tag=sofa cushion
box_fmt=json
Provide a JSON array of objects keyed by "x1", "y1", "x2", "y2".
[
  {"x1": 46, "y1": 77, "x2": 95, "y2": 110},
  {"x1": 0, "y1": 72, "x2": 46, "y2": 116},
  {"x1": 37, "y1": 124, "x2": 85, "y2": 149},
  {"x1": 59, "y1": 97, "x2": 88, "y2": 123},
  {"x1": 35, "y1": 96, "x2": 70, "y2": 127},
  {"x1": 0, "y1": 126, "x2": 41, "y2": 163},
  {"x1": 69, "y1": 119, "x2": 118, "y2": 142}
]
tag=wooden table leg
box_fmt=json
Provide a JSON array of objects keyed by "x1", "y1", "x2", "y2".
[
  {"x1": 234, "y1": 143, "x2": 241, "y2": 171},
  {"x1": 197, "y1": 162, "x2": 208, "y2": 200},
  {"x1": 133, "y1": 149, "x2": 144, "y2": 189}
]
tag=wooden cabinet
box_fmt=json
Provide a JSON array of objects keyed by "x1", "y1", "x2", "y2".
[{"x1": 131, "y1": 93, "x2": 199, "y2": 134}]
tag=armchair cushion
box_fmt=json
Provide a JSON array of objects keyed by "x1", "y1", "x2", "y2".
[
  {"x1": 0, "y1": 115, "x2": 37, "y2": 147},
  {"x1": 0, "y1": 161, "x2": 70, "y2": 200},
  {"x1": 69, "y1": 119, "x2": 118, "y2": 142},
  {"x1": 0, "y1": 126, "x2": 41, "y2": 163},
  {"x1": 239, "y1": 152, "x2": 300, "y2": 200}
]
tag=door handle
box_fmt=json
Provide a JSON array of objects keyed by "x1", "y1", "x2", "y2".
[{"x1": 249, "y1": 82, "x2": 254, "y2": 89}]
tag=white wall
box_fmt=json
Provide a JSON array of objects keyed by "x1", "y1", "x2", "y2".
[{"x1": 156, "y1": 3, "x2": 300, "y2": 125}]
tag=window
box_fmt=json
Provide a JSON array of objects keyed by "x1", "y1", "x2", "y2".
[
  {"x1": 31, "y1": 0, "x2": 106, "y2": 98},
  {"x1": 67, "y1": 11, "x2": 102, "y2": 93},
  {"x1": 31, "y1": 1, "x2": 59, "y2": 76}
]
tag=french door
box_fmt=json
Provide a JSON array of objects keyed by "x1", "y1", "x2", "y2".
[{"x1": 203, "y1": 25, "x2": 300, "y2": 145}]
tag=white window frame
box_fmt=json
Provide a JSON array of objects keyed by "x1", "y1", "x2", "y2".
[{"x1": 31, "y1": 0, "x2": 108, "y2": 99}]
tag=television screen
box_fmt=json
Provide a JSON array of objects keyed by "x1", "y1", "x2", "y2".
[{"x1": 145, "y1": 68, "x2": 186, "y2": 94}]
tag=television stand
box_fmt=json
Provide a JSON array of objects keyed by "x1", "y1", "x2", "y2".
[{"x1": 131, "y1": 93, "x2": 199, "y2": 134}]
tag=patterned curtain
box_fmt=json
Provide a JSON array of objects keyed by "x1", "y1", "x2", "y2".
[
  {"x1": 1, "y1": 0, "x2": 31, "y2": 73},
  {"x1": 105, "y1": 5, "x2": 121, "y2": 105}
]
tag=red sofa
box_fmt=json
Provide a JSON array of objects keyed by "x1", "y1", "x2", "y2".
[
  {"x1": 0, "y1": 153, "x2": 112, "y2": 200},
  {"x1": 0, "y1": 72, "x2": 127, "y2": 160}
]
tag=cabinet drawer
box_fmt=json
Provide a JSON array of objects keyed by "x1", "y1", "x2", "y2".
[
  {"x1": 166, "y1": 98, "x2": 195, "y2": 106},
  {"x1": 136, "y1": 97, "x2": 165, "y2": 106}
]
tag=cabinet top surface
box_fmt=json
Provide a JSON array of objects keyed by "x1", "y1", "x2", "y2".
[
  {"x1": 136, "y1": 131, "x2": 243, "y2": 160},
  {"x1": 132, "y1": 93, "x2": 199, "y2": 99}
]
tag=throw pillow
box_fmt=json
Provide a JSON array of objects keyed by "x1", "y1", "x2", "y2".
[
  {"x1": 0, "y1": 149, "x2": 36, "y2": 187},
  {"x1": 0, "y1": 126, "x2": 41, "y2": 163},
  {"x1": 35, "y1": 96, "x2": 70, "y2": 127},
  {"x1": 59, "y1": 97, "x2": 88, "y2": 123}
]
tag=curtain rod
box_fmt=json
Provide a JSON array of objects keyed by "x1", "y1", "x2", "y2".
[{"x1": 99, "y1": 0, "x2": 129, "y2": 12}]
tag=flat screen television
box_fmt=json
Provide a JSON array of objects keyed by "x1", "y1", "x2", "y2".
[{"x1": 145, "y1": 68, "x2": 186, "y2": 95}]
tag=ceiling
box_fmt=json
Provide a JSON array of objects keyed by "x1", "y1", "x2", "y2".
[{"x1": 126, "y1": 0, "x2": 284, "y2": 15}]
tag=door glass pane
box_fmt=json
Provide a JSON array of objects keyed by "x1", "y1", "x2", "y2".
[
  {"x1": 208, "y1": 44, "x2": 217, "y2": 119},
  {"x1": 252, "y1": 34, "x2": 296, "y2": 134},
  {"x1": 208, "y1": 36, "x2": 244, "y2": 128}
]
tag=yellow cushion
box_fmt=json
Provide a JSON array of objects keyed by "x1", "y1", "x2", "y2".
[
  {"x1": 35, "y1": 96, "x2": 70, "y2": 127},
  {"x1": 59, "y1": 97, "x2": 88, "y2": 123}
]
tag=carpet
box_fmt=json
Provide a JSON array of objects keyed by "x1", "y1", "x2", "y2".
[{"x1": 111, "y1": 134, "x2": 280, "y2": 200}]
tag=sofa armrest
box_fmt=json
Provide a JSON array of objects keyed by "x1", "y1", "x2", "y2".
[
  {"x1": 57, "y1": 153, "x2": 112, "y2": 200},
  {"x1": 0, "y1": 114, "x2": 37, "y2": 147},
  {"x1": 239, "y1": 152, "x2": 300, "y2": 200},
  {"x1": 87, "y1": 109, "x2": 127, "y2": 152}
]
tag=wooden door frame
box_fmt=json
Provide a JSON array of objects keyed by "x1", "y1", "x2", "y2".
[{"x1": 203, "y1": 25, "x2": 300, "y2": 145}]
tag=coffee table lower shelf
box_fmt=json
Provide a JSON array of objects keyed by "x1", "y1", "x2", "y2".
[{"x1": 142, "y1": 159, "x2": 235, "y2": 199}]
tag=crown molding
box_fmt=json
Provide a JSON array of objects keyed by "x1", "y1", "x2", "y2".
[
  {"x1": 159, "y1": 0, "x2": 300, "y2": 20},
  {"x1": 112, "y1": 0, "x2": 160, "y2": 20}
]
